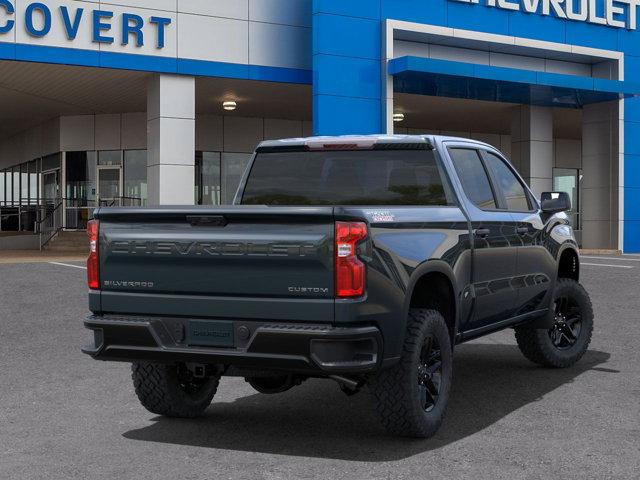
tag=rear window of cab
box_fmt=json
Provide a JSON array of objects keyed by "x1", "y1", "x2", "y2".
[{"x1": 241, "y1": 149, "x2": 455, "y2": 206}]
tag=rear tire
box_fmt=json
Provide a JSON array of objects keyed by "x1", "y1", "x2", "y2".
[
  {"x1": 369, "y1": 309, "x2": 453, "y2": 438},
  {"x1": 131, "y1": 362, "x2": 220, "y2": 418},
  {"x1": 515, "y1": 278, "x2": 593, "y2": 368}
]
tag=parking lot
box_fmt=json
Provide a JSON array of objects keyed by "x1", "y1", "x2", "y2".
[{"x1": 1, "y1": 255, "x2": 638, "y2": 480}]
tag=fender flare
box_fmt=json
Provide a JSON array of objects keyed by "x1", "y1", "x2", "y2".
[{"x1": 556, "y1": 242, "x2": 580, "y2": 275}]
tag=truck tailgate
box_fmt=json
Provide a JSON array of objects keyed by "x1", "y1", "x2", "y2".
[{"x1": 94, "y1": 206, "x2": 335, "y2": 322}]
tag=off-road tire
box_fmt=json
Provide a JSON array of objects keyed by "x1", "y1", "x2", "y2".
[
  {"x1": 131, "y1": 362, "x2": 220, "y2": 418},
  {"x1": 369, "y1": 309, "x2": 453, "y2": 438},
  {"x1": 515, "y1": 278, "x2": 593, "y2": 368}
]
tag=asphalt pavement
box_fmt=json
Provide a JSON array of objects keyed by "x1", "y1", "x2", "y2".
[{"x1": 0, "y1": 256, "x2": 638, "y2": 479}]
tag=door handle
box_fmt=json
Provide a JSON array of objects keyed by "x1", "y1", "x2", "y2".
[
  {"x1": 516, "y1": 227, "x2": 529, "y2": 235},
  {"x1": 474, "y1": 228, "x2": 490, "y2": 238}
]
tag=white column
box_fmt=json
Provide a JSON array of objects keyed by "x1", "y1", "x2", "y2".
[
  {"x1": 382, "y1": 21, "x2": 394, "y2": 135},
  {"x1": 581, "y1": 102, "x2": 618, "y2": 250},
  {"x1": 147, "y1": 74, "x2": 195, "y2": 206},
  {"x1": 510, "y1": 105, "x2": 554, "y2": 198}
]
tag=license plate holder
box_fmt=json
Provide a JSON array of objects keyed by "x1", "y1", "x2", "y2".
[{"x1": 187, "y1": 320, "x2": 234, "y2": 348}]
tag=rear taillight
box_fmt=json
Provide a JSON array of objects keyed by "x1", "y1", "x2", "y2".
[
  {"x1": 87, "y1": 220, "x2": 99, "y2": 290},
  {"x1": 335, "y1": 221, "x2": 367, "y2": 298}
]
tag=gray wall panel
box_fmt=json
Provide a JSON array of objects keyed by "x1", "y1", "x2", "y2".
[{"x1": 249, "y1": 22, "x2": 311, "y2": 70}]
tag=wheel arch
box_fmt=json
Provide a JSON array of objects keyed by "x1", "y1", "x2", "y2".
[
  {"x1": 558, "y1": 245, "x2": 580, "y2": 281},
  {"x1": 403, "y1": 260, "x2": 460, "y2": 346}
]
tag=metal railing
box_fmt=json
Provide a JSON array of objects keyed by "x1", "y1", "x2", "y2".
[
  {"x1": 3, "y1": 196, "x2": 143, "y2": 248},
  {"x1": 65, "y1": 198, "x2": 98, "y2": 231},
  {"x1": 0, "y1": 199, "x2": 45, "y2": 232},
  {"x1": 34, "y1": 199, "x2": 64, "y2": 250},
  {"x1": 63, "y1": 196, "x2": 143, "y2": 230},
  {"x1": 98, "y1": 196, "x2": 144, "y2": 207}
]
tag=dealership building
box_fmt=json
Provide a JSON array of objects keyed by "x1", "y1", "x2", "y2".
[{"x1": 0, "y1": 0, "x2": 639, "y2": 251}]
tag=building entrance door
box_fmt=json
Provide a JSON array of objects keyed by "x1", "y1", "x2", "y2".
[
  {"x1": 39, "y1": 169, "x2": 63, "y2": 235},
  {"x1": 553, "y1": 168, "x2": 582, "y2": 245},
  {"x1": 97, "y1": 166, "x2": 122, "y2": 206},
  {"x1": 42, "y1": 170, "x2": 60, "y2": 203}
]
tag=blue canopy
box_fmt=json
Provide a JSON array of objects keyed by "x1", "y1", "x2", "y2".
[{"x1": 389, "y1": 56, "x2": 640, "y2": 108}]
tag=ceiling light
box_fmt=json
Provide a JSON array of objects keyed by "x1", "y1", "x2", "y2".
[
  {"x1": 223, "y1": 101, "x2": 237, "y2": 111},
  {"x1": 393, "y1": 113, "x2": 405, "y2": 122}
]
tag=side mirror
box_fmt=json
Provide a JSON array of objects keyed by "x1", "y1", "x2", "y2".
[{"x1": 541, "y1": 192, "x2": 571, "y2": 214}]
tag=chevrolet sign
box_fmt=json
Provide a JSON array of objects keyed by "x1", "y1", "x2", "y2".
[{"x1": 450, "y1": 0, "x2": 640, "y2": 30}]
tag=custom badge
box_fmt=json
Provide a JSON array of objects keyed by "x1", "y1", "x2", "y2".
[{"x1": 367, "y1": 210, "x2": 395, "y2": 223}]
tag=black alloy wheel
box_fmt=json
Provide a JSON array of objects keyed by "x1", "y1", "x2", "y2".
[
  {"x1": 514, "y1": 278, "x2": 594, "y2": 368},
  {"x1": 418, "y1": 335, "x2": 443, "y2": 412},
  {"x1": 549, "y1": 295, "x2": 582, "y2": 350}
]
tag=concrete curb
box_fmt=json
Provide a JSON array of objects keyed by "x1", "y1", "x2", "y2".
[
  {"x1": 0, "y1": 250, "x2": 86, "y2": 264},
  {"x1": 579, "y1": 249, "x2": 622, "y2": 255}
]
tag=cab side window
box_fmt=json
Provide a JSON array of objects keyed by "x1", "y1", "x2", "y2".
[
  {"x1": 448, "y1": 148, "x2": 498, "y2": 210},
  {"x1": 483, "y1": 152, "x2": 532, "y2": 212}
]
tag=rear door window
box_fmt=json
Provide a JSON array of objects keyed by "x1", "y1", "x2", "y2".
[
  {"x1": 241, "y1": 149, "x2": 454, "y2": 206},
  {"x1": 448, "y1": 148, "x2": 498, "y2": 210}
]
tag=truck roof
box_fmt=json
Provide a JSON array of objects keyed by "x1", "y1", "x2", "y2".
[{"x1": 256, "y1": 134, "x2": 494, "y2": 151}]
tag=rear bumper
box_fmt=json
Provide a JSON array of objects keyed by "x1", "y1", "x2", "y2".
[{"x1": 82, "y1": 315, "x2": 382, "y2": 375}]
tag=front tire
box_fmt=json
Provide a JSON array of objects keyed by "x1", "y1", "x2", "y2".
[
  {"x1": 515, "y1": 278, "x2": 594, "y2": 368},
  {"x1": 131, "y1": 362, "x2": 220, "y2": 418},
  {"x1": 369, "y1": 309, "x2": 453, "y2": 438}
]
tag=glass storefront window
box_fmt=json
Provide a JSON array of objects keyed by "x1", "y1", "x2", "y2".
[
  {"x1": 42, "y1": 153, "x2": 62, "y2": 206},
  {"x1": 20, "y1": 164, "x2": 28, "y2": 204},
  {"x1": 553, "y1": 168, "x2": 581, "y2": 230},
  {"x1": 97, "y1": 167, "x2": 121, "y2": 203},
  {"x1": 0, "y1": 170, "x2": 5, "y2": 205},
  {"x1": 221, "y1": 153, "x2": 251, "y2": 204},
  {"x1": 98, "y1": 150, "x2": 122, "y2": 166},
  {"x1": 6, "y1": 168, "x2": 13, "y2": 205},
  {"x1": 65, "y1": 151, "x2": 97, "y2": 204},
  {"x1": 42, "y1": 169, "x2": 60, "y2": 202},
  {"x1": 195, "y1": 151, "x2": 221, "y2": 205},
  {"x1": 41, "y1": 153, "x2": 61, "y2": 172},
  {"x1": 28, "y1": 160, "x2": 38, "y2": 204},
  {"x1": 13, "y1": 169, "x2": 20, "y2": 203},
  {"x1": 123, "y1": 150, "x2": 147, "y2": 205},
  {"x1": 64, "y1": 152, "x2": 94, "y2": 230}
]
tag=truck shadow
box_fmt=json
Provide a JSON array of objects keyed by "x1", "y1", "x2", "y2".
[{"x1": 122, "y1": 344, "x2": 611, "y2": 462}]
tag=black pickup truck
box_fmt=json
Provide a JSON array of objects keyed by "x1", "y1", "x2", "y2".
[{"x1": 83, "y1": 135, "x2": 593, "y2": 438}]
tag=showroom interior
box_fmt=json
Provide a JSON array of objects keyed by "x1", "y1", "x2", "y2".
[
  {"x1": 0, "y1": 68, "x2": 590, "y2": 244},
  {"x1": 0, "y1": 60, "x2": 313, "y2": 234}
]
